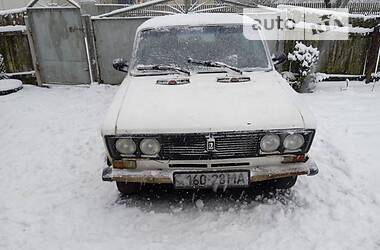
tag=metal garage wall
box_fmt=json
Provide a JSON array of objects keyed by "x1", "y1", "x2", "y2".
[
  {"x1": 92, "y1": 17, "x2": 148, "y2": 84},
  {"x1": 27, "y1": 7, "x2": 91, "y2": 84}
]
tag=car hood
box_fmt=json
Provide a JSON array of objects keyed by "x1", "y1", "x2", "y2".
[{"x1": 115, "y1": 72, "x2": 306, "y2": 134}]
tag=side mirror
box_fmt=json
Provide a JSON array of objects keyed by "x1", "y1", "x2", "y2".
[
  {"x1": 112, "y1": 58, "x2": 129, "y2": 73},
  {"x1": 272, "y1": 53, "x2": 287, "y2": 66}
]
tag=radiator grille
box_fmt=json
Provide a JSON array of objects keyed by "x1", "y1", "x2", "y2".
[{"x1": 161, "y1": 131, "x2": 260, "y2": 160}]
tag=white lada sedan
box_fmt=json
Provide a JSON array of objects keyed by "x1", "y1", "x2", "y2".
[{"x1": 101, "y1": 13, "x2": 318, "y2": 194}]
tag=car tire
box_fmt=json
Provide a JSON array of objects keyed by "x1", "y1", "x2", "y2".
[
  {"x1": 116, "y1": 182, "x2": 141, "y2": 195},
  {"x1": 271, "y1": 176, "x2": 298, "y2": 189},
  {"x1": 262, "y1": 176, "x2": 298, "y2": 190}
]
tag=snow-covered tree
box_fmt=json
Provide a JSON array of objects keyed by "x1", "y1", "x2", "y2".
[{"x1": 288, "y1": 42, "x2": 320, "y2": 92}]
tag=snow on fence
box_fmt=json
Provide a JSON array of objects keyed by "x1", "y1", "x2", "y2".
[
  {"x1": 261, "y1": 0, "x2": 380, "y2": 14},
  {"x1": 0, "y1": 8, "x2": 27, "y2": 26},
  {"x1": 273, "y1": 1, "x2": 325, "y2": 9},
  {"x1": 120, "y1": 4, "x2": 243, "y2": 16},
  {"x1": 94, "y1": 3, "x2": 244, "y2": 17},
  {"x1": 95, "y1": 4, "x2": 130, "y2": 15}
]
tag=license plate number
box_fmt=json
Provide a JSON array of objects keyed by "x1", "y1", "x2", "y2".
[{"x1": 173, "y1": 171, "x2": 250, "y2": 189}]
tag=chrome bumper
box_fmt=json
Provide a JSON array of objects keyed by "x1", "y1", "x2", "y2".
[{"x1": 102, "y1": 159, "x2": 318, "y2": 184}]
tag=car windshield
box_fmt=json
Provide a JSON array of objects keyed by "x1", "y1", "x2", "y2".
[{"x1": 131, "y1": 25, "x2": 271, "y2": 75}]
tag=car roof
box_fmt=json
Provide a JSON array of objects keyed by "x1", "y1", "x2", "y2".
[{"x1": 137, "y1": 13, "x2": 258, "y2": 31}]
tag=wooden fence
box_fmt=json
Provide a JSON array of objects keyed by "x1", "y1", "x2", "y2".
[
  {"x1": 0, "y1": 31, "x2": 33, "y2": 73},
  {"x1": 348, "y1": 2, "x2": 380, "y2": 15},
  {"x1": 280, "y1": 17, "x2": 379, "y2": 81},
  {"x1": 0, "y1": 9, "x2": 34, "y2": 81}
]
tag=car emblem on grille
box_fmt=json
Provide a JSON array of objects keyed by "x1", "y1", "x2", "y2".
[{"x1": 206, "y1": 135, "x2": 216, "y2": 152}]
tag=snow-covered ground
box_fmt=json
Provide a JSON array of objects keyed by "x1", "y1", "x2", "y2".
[{"x1": 1, "y1": 81, "x2": 380, "y2": 250}]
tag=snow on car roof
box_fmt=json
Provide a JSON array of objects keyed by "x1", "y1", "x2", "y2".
[{"x1": 137, "y1": 13, "x2": 258, "y2": 31}]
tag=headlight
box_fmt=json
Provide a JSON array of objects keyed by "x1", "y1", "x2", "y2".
[
  {"x1": 140, "y1": 138, "x2": 161, "y2": 155},
  {"x1": 115, "y1": 138, "x2": 136, "y2": 155},
  {"x1": 260, "y1": 134, "x2": 280, "y2": 152},
  {"x1": 283, "y1": 134, "x2": 305, "y2": 150}
]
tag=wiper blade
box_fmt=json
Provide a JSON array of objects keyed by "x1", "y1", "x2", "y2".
[
  {"x1": 188, "y1": 58, "x2": 243, "y2": 75},
  {"x1": 136, "y1": 64, "x2": 190, "y2": 76}
]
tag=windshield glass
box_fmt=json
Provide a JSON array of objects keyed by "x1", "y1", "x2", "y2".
[{"x1": 131, "y1": 25, "x2": 271, "y2": 75}]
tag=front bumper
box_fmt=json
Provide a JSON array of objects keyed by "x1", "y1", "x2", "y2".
[{"x1": 102, "y1": 159, "x2": 318, "y2": 184}]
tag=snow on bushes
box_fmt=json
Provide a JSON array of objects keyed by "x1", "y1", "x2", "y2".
[
  {"x1": 288, "y1": 42, "x2": 319, "y2": 77},
  {"x1": 371, "y1": 72, "x2": 380, "y2": 91},
  {"x1": 281, "y1": 71, "x2": 296, "y2": 82},
  {"x1": 372, "y1": 72, "x2": 380, "y2": 79},
  {"x1": 313, "y1": 72, "x2": 329, "y2": 83},
  {"x1": 287, "y1": 42, "x2": 320, "y2": 92}
]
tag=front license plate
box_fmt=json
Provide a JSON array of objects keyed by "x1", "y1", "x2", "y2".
[{"x1": 173, "y1": 171, "x2": 250, "y2": 189}]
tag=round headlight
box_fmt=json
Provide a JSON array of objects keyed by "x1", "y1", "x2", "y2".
[
  {"x1": 140, "y1": 138, "x2": 161, "y2": 155},
  {"x1": 260, "y1": 134, "x2": 281, "y2": 152},
  {"x1": 283, "y1": 134, "x2": 305, "y2": 150},
  {"x1": 115, "y1": 138, "x2": 136, "y2": 155}
]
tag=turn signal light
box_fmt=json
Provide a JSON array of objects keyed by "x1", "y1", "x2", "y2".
[
  {"x1": 113, "y1": 160, "x2": 137, "y2": 169},
  {"x1": 282, "y1": 155, "x2": 308, "y2": 163}
]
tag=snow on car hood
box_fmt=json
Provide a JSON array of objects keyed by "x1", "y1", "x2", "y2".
[{"x1": 115, "y1": 72, "x2": 306, "y2": 134}]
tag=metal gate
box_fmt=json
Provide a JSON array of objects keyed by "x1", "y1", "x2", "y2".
[
  {"x1": 27, "y1": 6, "x2": 91, "y2": 84},
  {"x1": 92, "y1": 17, "x2": 148, "y2": 84}
]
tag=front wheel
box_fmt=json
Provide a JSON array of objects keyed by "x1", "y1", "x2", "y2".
[{"x1": 116, "y1": 182, "x2": 141, "y2": 195}]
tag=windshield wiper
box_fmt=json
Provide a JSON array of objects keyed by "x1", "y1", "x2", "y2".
[
  {"x1": 188, "y1": 58, "x2": 243, "y2": 75},
  {"x1": 136, "y1": 64, "x2": 190, "y2": 76}
]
